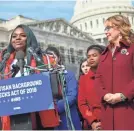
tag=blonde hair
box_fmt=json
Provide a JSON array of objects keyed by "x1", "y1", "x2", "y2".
[{"x1": 105, "y1": 15, "x2": 134, "y2": 44}]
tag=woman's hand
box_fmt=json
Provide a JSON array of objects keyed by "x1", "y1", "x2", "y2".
[
  {"x1": 104, "y1": 93, "x2": 122, "y2": 104},
  {"x1": 91, "y1": 121, "x2": 102, "y2": 130},
  {"x1": 104, "y1": 93, "x2": 114, "y2": 101}
]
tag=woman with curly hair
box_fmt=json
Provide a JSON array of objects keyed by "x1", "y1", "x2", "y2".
[{"x1": 95, "y1": 15, "x2": 134, "y2": 130}]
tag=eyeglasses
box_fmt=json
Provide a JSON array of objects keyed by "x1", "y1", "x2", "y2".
[{"x1": 104, "y1": 26, "x2": 114, "y2": 32}]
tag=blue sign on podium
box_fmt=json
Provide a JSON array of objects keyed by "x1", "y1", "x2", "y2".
[{"x1": 0, "y1": 72, "x2": 54, "y2": 116}]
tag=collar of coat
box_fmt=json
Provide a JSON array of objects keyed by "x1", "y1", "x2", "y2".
[
  {"x1": 87, "y1": 70, "x2": 95, "y2": 80},
  {"x1": 102, "y1": 40, "x2": 130, "y2": 55}
]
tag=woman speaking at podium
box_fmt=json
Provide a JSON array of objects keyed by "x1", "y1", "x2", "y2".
[{"x1": 0, "y1": 24, "x2": 60, "y2": 130}]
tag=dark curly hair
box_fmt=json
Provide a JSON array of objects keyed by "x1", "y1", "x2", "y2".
[{"x1": 86, "y1": 44, "x2": 106, "y2": 55}]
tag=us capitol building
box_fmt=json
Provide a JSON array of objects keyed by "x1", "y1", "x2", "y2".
[
  {"x1": 0, "y1": 0, "x2": 134, "y2": 77},
  {"x1": 71, "y1": 0, "x2": 134, "y2": 44}
]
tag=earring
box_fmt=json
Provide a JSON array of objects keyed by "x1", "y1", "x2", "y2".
[{"x1": 119, "y1": 33, "x2": 122, "y2": 39}]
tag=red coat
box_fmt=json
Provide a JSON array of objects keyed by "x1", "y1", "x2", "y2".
[
  {"x1": 95, "y1": 41, "x2": 134, "y2": 130},
  {"x1": 78, "y1": 70, "x2": 101, "y2": 125}
]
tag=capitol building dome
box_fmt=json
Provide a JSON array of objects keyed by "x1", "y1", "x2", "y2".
[{"x1": 71, "y1": 0, "x2": 134, "y2": 45}]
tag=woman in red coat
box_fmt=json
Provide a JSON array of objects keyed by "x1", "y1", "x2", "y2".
[
  {"x1": 78, "y1": 58, "x2": 90, "y2": 129},
  {"x1": 78, "y1": 45, "x2": 105, "y2": 130},
  {"x1": 94, "y1": 15, "x2": 134, "y2": 130}
]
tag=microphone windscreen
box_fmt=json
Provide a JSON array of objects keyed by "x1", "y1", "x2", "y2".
[{"x1": 16, "y1": 50, "x2": 25, "y2": 60}]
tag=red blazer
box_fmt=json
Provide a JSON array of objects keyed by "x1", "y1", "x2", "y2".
[{"x1": 78, "y1": 70, "x2": 101, "y2": 125}]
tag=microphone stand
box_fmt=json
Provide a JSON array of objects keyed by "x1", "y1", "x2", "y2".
[{"x1": 57, "y1": 67, "x2": 75, "y2": 130}]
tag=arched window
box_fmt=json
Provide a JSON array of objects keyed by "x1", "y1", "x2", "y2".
[
  {"x1": 96, "y1": 19, "x2": 99, "y2": 27},
  {"x1": 70, "y1": 48, "x2": 75, "y2": 64},
  {"x1": 77, "y1": 49, "x2": 84, "y2": 63},
  {"x1": 85, "y1": 23, "x2": 87, "y2": 30},
  {"x1": 59, "y1": 46, "x2": 65, "y2": 64},
  {"x1": 80, "y1": 24, "x2": 82, "y2": 31},
  {"x1": 103, "y1": 18, "x2": 105, "y2": 23},
  {"x1": 90, "y1": 21, "x2": 92, "y2": 29}
]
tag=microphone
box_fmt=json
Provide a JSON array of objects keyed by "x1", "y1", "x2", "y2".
[
  {"x1": 11, "y1": 64, "x2": 20, "y2": 77},
  {"x1": 16, "y1": 50, "x2": 25, "y2": 76},
  {"x1": 0, "y1": 52, "x2": 10, "y2": 72},
  {"x1": 28, "y1": 47, "x2": 42, "y2": 63}
]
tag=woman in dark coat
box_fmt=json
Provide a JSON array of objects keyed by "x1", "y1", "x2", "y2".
[{"x1": 94, "y1": 14, "x2": 134, "y2": 130}]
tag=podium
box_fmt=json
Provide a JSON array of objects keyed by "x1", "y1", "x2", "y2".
[{"x1": 0, "y1": 72, "x2": 55, "y2": 130}]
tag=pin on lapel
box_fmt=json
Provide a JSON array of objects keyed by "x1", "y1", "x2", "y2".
[{"x1": 121, "y1": 49, "x2": 129, "y2": 55}]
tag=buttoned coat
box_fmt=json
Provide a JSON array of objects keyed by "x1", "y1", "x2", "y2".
[
  {"x1": 78, "y1": 70, "x2": 101, "y2": 125},
  {"x1": 94, "y1": 41, "x2": 134, "y2": 130}
]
